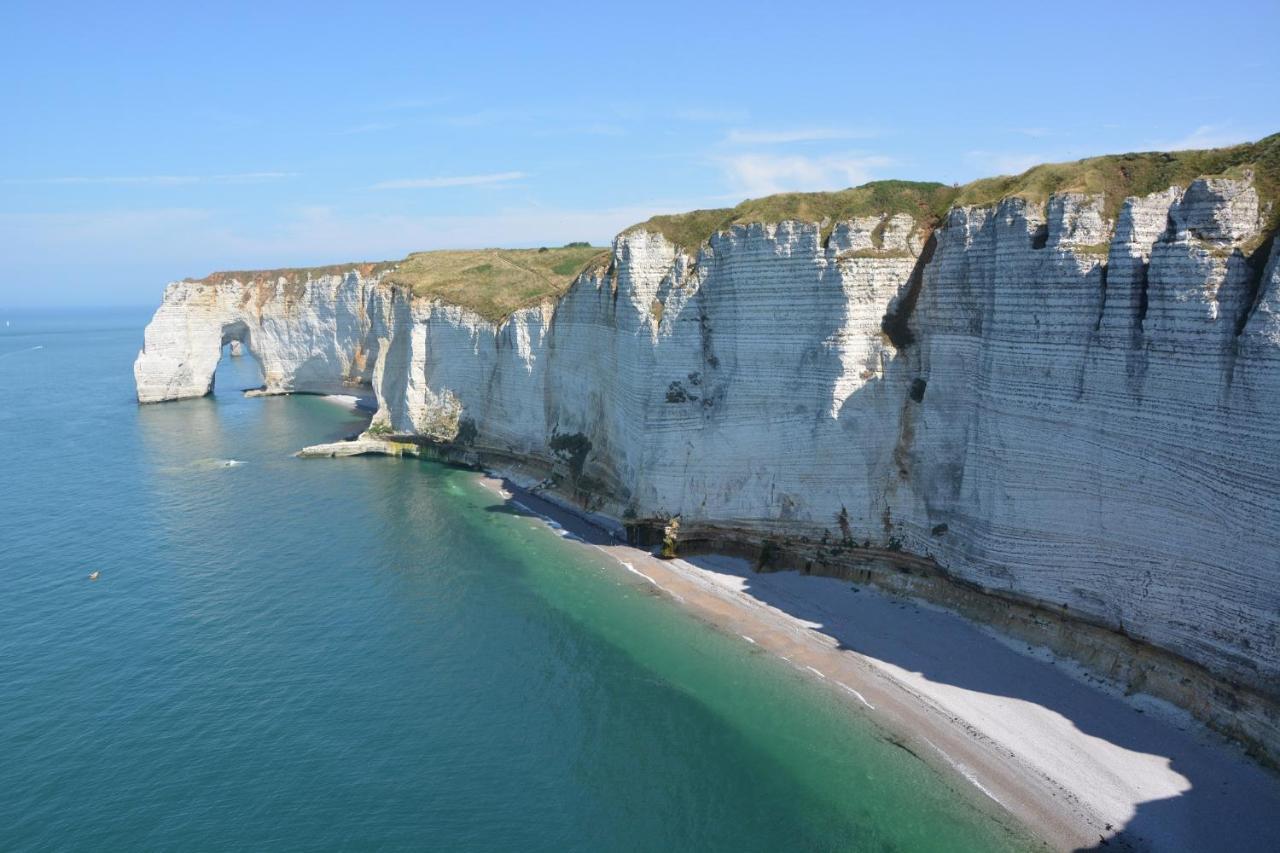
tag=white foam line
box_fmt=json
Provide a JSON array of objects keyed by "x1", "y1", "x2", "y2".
[
  {"x1": 499, "y1": 485, "x2": 692, "y2": 602},
  {"x1": 920, "y1": 736, "x2": 1003, "y2": 805},
  {"x1": 493, "y1": 476, "x2": 1007, "y2": 813},
  {"x1": 835, "y1": 681, "x2": 876, "y2": 710},
  {"x1": 960, "y1": 770, "x2": 1003, "y2": 805},
  {"x1": 621, "y1": 561, "x2": 660, "y2": 588}
]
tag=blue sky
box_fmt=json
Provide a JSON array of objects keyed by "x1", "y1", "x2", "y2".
[{"x1": 2, "y1": 0, "x2": 1277, "y2": 307}]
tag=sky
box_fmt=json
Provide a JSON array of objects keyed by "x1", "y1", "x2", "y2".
[{"x1": 2, "y1": 0, "x2": 1278, "y2": 307}]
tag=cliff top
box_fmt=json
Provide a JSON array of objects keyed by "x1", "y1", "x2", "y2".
[
  {"x1": 384, "y1": 245, "x2": 609, "y2": 320},
  {"x1": 631, "y1": 133, "x2": 1280, "y2": 249},
  {"x1": 193, "y1": 244, "x2": 609, "y2": 323},
  {"x1": 192, "y1": 135, "x2": 1278, "y2": 321}
]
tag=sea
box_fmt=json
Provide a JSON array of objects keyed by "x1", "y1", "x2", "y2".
[{"x1": 0, "y1": 308, "x2": 1035, "y2": 851}]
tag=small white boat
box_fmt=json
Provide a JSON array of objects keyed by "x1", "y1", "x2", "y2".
[{"x1": 88, "y1": 571, "x2": 100, "y2": 581}]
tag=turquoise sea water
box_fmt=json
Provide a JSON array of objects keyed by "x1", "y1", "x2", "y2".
[{"x1": 0, "y1": 310, "x2": 1035, "y2": 851}]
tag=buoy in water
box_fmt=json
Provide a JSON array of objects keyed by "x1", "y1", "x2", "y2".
[{"x1": 88, "y1": 571, "x2": 100, "y2": 581}]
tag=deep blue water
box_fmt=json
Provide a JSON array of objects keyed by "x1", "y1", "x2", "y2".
[{"x1": 0, "y1": 309, "x2": 1033, "y2": 851}]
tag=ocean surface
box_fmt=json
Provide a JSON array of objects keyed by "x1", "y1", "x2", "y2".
[{"x1": 0, "y1": 309, "x2": 1035, "y2": 851}]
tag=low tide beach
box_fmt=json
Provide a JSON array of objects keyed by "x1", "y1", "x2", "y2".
[{"x1": 475, "y1": 473, "x2": 1280, "y2": 852}]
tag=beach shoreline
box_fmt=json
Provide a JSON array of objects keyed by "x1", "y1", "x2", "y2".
[{"x1": 472, "y1": 470, "x2": 1280, "y2": 852}]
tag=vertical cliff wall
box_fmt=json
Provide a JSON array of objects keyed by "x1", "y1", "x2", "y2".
[{"x1": 135, "y1": 172, "x2": 1280, "y2": 754}]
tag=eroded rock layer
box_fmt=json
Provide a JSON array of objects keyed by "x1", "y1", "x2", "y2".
[{"x1": 136, "y1": 177, "x2": 1280, "y2": 755}]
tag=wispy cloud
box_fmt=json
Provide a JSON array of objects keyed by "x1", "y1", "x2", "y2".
[
  {"x1": 1010, "y1": 127, "x2": 1050, "y2": 138},
  {"x1": 532, "y1": 123, "x2": 626, "y2": 138},
  {"x1": 0, "y1": 198, "x2": 714, "y2": 277},
  {"x1": 368, "y1": 96, "x2": 452, "y2": 112},
  {"x1": 3, "y1": 172, "x2": 295, "y2": 186},
  {"x1": 674, "y1": 107, "x2": 749, "y2": 124},
  {"x1": 370, "y1": 171, "x2": 528, "y2": 190},
  {"x1": 719, "y1": 153, "x2": 891, "y2": 196},
  {"x1": 335, "y1": 121, "x2": 397, "y2": 135},
  {"x1": 440, "y1": 109, "x2": 522, "y2": 128},
  {"x1": 1151, "y1": 124, "x2": 1254, "y2": 151},
  {"x1": 0, "y1": 192, "x2": 746, "y2": 305},
  {"x1": 964, "y1": 150, "x2": 1045, "y2": 176},
  {"x1": 724, "y1": 127, "x2": 878, "y2": 145}
]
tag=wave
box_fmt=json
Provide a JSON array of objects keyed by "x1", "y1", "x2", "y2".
[{"x1": 0, "y1": 345, "x2": 44, "y2": 359}]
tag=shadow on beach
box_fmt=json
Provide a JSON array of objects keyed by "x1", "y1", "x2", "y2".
[
  {"x1": 488, "y1": 476, "x2": 1280, "y2": 853},
  {"x1": 718, "y1": 561, "x2": 1279, "y2": 852}
]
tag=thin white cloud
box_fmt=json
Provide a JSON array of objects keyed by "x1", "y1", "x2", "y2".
[
  {"x1": 369, "y1": 96, "x2": 451, "y2": 112},
  {"x1": 674, "y1": 107, "x2": 750, "y2": 123},
  {"x1": 370, "y1": 172, "x2": 528, "y2": 190},
  {"x1": 1151, "y1": 124, "x2": 1254, "y2": 151},
  {"x1": 440, "y1": 109, "x2": 520, "y2": 127},
  {"x1": 532, "y1": 123, "x2": 626, "y2": 138},
  {"x1": 964, "y1": 150, "x2": 1045, "y2": 176},
  {"x1": 724, "y1": 127, "x2": 878, "y2": 145},
  {"x1": 3, "y1": 172, "x2": 295, "y2": 185},
  {"x1": 203, "y1": 203, "x2": 676, "y2": 257},
  {"x1": 0, "y1": 198, "x2": 720, "y2": 283},
  {"x1": 719, "y1": 153, "x2": 891, "y2": 196},
  {"x1": 336, "y1": 121, "x2": 397, "y2": 135},
  {"x1": 1010, "y1": 127, "x2": 1050, "y2": 138},
  {"x1": 0, "y1": 193, "x2": 758, "y2": 305}
]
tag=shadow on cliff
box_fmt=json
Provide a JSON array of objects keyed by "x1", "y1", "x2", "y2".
[
  {"x1": 476, "y1": 224, "x2": 1277, "y2": 849},
  {"x1": 486, "y1": 479, "x2": 1278, "y2": 852}
]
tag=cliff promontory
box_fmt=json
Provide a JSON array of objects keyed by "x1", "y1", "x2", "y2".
[{"x1": 135, "y1": 136, "x2": 1280, "y2": 762}]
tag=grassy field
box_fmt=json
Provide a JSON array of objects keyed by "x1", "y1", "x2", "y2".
[{"x1": 195, "y1": 135, "x2": 1278, "y2": 320}]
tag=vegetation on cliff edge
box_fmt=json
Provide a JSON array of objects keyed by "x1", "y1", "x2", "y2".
[
  {"x1": 631, "y1": 133, "x2": 1280, "y2": 249},
  {"x1": 190, "y1": 135, "x2": 1278, "y2": 320},
  {"x1": 193, "y1": 245, "x2": 609, "y2": 323}
]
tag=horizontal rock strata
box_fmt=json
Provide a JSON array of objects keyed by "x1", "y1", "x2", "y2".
[{"x1": 135, "y1": 175, "x2": 1280, "y2": 761}]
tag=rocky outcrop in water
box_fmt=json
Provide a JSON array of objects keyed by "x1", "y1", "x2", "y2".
[{"x1": 135, "y1": 171, "x2": 1280, "y2": 759}]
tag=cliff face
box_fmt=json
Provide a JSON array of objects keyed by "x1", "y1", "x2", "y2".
[{"x1": 135, "y1": 175, "x2": 1280, "y2": 750}]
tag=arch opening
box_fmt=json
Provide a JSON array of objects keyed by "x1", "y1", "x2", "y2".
[{"x1": 212, "y1": 321, "x2": 263, "y2": 394}]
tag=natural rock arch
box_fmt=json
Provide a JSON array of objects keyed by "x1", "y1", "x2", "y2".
[{"x1": 134, "y1": 295, "x2": 261, "y2": 402}]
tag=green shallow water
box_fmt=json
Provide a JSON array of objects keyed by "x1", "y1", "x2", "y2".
[{"x1": 0, "y1": 309, "x2": 1037, "y2": 851}]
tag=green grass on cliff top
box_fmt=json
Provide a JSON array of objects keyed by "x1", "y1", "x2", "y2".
[
  {"x1": 632, "y1": 132, "x2": 1280, "y2": 249},
  {"x1": 197, "y1": 245, "x2": 609, "y2": 323},
  {"x1": 387, "y1": 245, "x2": 610, "y2": 320},
  {"x1": 196, "y1": 135, "x2": 1278, "y2": 320}
]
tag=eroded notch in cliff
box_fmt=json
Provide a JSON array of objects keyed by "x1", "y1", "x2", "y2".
[
  {"x1": 699, "y1": 305, "x2": 720, "y2": 369},
  {"x1": 1093, "y1": 262, "x2": 1109, "y2": 332},
  {"x1": 549, "y1": 431, "x2": 592, "y2": 479},
  {"x1": 1135, "y1": 261, "x2": 1151, "y2": 335},
  {"x1": 1234, "y1": 232, "x2": 1276, "y2": 336},
  {"x1": 880, "y1": 231, "x2": 938, "y2": 349},
  {"x1": 1030, "y1": 224, "x2": 1049, "y2": 250}
]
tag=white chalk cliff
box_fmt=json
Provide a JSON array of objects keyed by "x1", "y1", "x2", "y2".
[{"x1": 136, "y1": 172, "x2": 1280, "y2": 758}]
